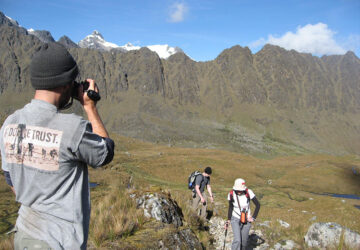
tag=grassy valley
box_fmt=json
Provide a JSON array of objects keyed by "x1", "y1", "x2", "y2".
[{"x1": 1, "y1": 134, "x2": 359, "y2": 249}]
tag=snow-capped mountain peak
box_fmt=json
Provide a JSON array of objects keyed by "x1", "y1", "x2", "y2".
[
  {"x1": 78, "y1": 30, "x2": 183, "y2": 59},
  {"x1": 91, "y1": 30, "x2": 104, "y2": 39},
  {"x1": 78, "y1": 30, "x2": 118, "y2": 51}
]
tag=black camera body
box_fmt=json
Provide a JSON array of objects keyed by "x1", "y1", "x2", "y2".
[
  {"x1": 72, "y1": 81, "x2": 89, "y2": 98},
  {"x1": 72, "y1": 80, "x2": 100, "y2": 102}
]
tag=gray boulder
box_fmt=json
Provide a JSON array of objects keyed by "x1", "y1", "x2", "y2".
[
  {"x1": 305, "y1": 222, "x2": 360, "y2": 249},
  {"x1": 135, "y1": 192, "x2": 183, "y2": 227}
]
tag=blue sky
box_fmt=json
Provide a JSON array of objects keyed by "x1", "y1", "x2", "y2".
[{"x1": 1, "y1": 0, "x2": 360, "y2": 61}]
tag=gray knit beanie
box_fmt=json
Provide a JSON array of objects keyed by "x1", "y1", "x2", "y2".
[{"x1": 30, "y1": 42, "x2": 78, "y2": 90}]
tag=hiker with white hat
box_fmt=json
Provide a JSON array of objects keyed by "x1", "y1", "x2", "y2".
[{"x1": 224, "y1": 178, "x2": 260, "y2": 250}]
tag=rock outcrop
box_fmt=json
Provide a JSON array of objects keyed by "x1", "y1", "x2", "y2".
[
  {"x1": 158, "y1": 228, "x2": 202, "y2": 250},
  {"x1": 129, "y1": 190, "x2": 202, "y2": 249},
  {"x1": 305, "y1": 222, "x2": 360, "y2": 249},
  {"x1": 134, "y1": 191, "x2": 183, "y2": 227}
]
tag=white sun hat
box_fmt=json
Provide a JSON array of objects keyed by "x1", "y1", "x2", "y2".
[{"x1": 233, "y1": 178, "x2": 247, "y2": 191}]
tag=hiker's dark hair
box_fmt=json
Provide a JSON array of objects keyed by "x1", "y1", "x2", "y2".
[{"x1": 204, "y1": 166, "x2": 212, "y2": 175}]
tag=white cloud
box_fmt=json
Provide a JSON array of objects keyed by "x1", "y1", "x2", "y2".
[
  {"x1": 168, "y1": 2, "x2": 188, "y2": 23},
  {"x1": 250, "y1": 23, "x2": 347, "y2": 55}
]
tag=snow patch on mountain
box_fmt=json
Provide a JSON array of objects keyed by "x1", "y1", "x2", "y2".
[
  {"x1": 78, "y1": 30, "x2": 118, "y2": 51},
  {"x1": 147, "y1": 45, "x2": 182, "y2": 59},
  {"x1": 119, "y1": 43, "x2": 141, "y2": 51},
  {"x1": 79, "y1": 30, "x2": 183, "y2": 59}
]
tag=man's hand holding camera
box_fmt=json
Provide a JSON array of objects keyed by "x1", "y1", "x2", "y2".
[
  {"x1": 73, "y1": 79, "x2": 101, "y2": 106},
  {"x1": 75, "y1": 79, "x2": 109, "y2": 138},
  {"x1": 77, "y1": 79, "x2": 100, "y2": 107}
]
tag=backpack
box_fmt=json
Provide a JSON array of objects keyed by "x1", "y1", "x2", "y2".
[{"x1": 188, "y1": 171, "x2": 202, "y2": 191}]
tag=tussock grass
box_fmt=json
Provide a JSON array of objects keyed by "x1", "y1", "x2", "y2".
[
  {"x1": 88, "y1": 179, "x2": 145, "y2": 248},
  {"x1": 0, "y1": 170, "x2": 19, "y2": 239},
  {"x1": 0, "y1": 235, "x2": 13, "y2": 250}
]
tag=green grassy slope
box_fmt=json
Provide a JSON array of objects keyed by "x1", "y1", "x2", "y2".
[{"x1": 2, "y1": 135, "x2": 358, "y2": 248}]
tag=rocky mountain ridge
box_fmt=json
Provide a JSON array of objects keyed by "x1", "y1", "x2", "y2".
[
  {"x1": 58, "y1": 35, "x2": 79, "y2": 48},
  {"x1": 0, "y1": 11, "x2": 360, "y2": 155},
  {"x1": 27, "y1": 29, "x2": 55, "y2": 43}
]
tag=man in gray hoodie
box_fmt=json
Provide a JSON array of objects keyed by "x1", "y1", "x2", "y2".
[{"x1": 0, "y1": 42, "x2": 114, "y2": 250}]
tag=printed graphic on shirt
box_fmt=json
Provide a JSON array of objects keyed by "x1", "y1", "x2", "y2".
[{"x1": 3, "y1": 124, "x2": 63, "y2": 171}]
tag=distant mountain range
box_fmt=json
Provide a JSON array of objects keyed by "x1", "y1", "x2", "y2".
[
  {"x1": 1, "y1": 13, "x2": 182, "y2": 59},
  {"x1": 1, "y1": 11, "x2": 360, "y2": 156}
]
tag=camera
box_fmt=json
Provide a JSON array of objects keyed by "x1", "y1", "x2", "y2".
[
  {"x1": 72, "y1": 80, "x2": 89, "y2": 98},
  {"x1": 72, "y1": 80, "x2": 101, "y2": 102}
]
